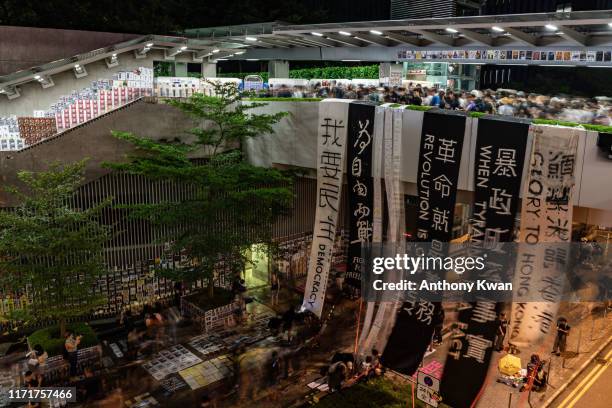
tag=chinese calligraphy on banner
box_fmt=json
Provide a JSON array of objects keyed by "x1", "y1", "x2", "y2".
[
  {"x1": 416, "y1": 111, "x2": 466, "y2": 243},
  {"x1": 510, "y1": 125, "x2": 579, "y2": 347},
  {"x1": 302, "y1": 100, "x2": 350, "y2": 317},
  {"x1": 440, "y1": 118, "x2": 529, "y2": 408},
  {"x1": 381, "y1": 111, "x2": 465, "y2": 376},
  {"x1": 346, "y1": 103, "x2": 375, "y2": 288}
]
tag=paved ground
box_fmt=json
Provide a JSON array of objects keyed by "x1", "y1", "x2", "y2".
[
  {"x1": 2, "y1": 282, "x2": 609, "y2": 408},
  {"x1": 548, "y1": 339, "x2": 612, "y2": 408},
  {"x1": 475, "y1": 304, "x2": 612, "y2": 408}
]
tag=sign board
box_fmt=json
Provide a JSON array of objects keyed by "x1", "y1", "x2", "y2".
[
  {"x1": 243, "y1": 75, "x2": 264, "y2": 91},
  {"x1": 417, "y1": 370, "x2": 441, "y2": 407}
]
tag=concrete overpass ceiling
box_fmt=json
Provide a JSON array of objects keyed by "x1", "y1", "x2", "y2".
[{"x1": 2, "y1": 10, "x2": 612, "y2": 95}]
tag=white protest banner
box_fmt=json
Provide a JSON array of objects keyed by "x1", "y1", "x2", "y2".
[
  {"x1": 302, "y1": 99, "x2": 351, "y2": 317},
  {"x1": 510, "y1": 125, "x2": 580, "y2": 347}
]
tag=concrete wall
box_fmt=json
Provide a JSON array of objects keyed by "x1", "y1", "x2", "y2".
[
  {"x1": 0, "y1": 99, "x2": 194, "y2": 206},
  {"x1": 0, "y1": 26, "x2": 139, "y2": 76},
  {"x1": 2, "y1": 99, "x2": 610, "y2": 216}
]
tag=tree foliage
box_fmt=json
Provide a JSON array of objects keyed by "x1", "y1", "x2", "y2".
[
  {"x1": 105, "y1": 82, "x2": 293, "y2": 293},
  {"x1": 0, "y1": 160, "x2": 111, "y2": 333}
]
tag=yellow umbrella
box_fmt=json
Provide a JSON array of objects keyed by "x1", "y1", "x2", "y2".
[{"x1": 499, "y1": 354, "x2": 522, "y2": 376}]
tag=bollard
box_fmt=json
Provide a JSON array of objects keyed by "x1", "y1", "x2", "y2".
[
  {"x1": 576, "y1": 326, "x2": 582, "y2": 354},
  {"x1": 508, "y1": 392, "x2": 512, "y2": 408}
]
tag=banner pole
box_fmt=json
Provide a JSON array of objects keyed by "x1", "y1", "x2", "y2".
[{"x1": 354, "y1": 297, "x2": 363, "y2": 354}]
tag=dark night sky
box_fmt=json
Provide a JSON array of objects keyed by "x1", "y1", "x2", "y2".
[{"x1": 0, "y1": 0, "x2": 390, "y2": 34}]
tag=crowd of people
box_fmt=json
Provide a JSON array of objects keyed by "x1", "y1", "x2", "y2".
[{"x1": 265, "y1": 81, "x2": 612, "y2": 126}]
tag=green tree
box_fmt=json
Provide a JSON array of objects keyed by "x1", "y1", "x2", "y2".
[
  {"x1": 106, "y1": 82, "x2": 293, "y2": 297},
  {"x1": 0, "y1": 160, "x2": 111, "y2": 337}
]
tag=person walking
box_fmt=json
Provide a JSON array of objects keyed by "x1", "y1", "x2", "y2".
[{"x1": 552, "y1": 317, "x2": 571, "y2": 356}]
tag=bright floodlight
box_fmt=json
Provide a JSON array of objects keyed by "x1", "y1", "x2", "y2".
[
  {"x1": 180, "y1": 45, "x2": 188, "y2": 50},
  {"x1": 339, "y1": 31, "x2": 351, "y2": 36},
  {"x1": 445, "y1": 28, "x2": 458, "y2": 33},
  {"x1": 212, "y1": 49, "x2": 220, "y2": 53},
  {"x1": 245, "y1": 36, "x2": 257, "y2": 41},
  {"x1": 545, "y1": 24, "x2": 558, "y2": 31},
  {"x1": 491, "y1": 26, "x2": 504, "y2": 32},
  {"x1": 311, "y1": 32, "x2": 324, "y2": 36},
  {"x1": 146, "y1": 42, "x2": 154, "y2": 47},
  {"x1": 370, "y1": 30, "x2": 383, "y2": 35}
]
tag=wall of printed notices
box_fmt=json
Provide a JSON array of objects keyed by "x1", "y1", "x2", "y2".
[{"x1": 0, "y1": 67, "x2": 153, "y2": 151}]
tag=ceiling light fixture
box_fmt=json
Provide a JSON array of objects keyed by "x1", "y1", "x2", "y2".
[
  {"x1": 545, "y1": 24, "x2": 558, "y2": 31},
  {"x1": 245, "y1": 36, "x2": 257, "y2": 41},
  {"x1": 311, "y1": 32, "x2": 323, "y2": 36},
  {"x1": 445, "y1": 28, "x2": 458, "y2": 33},
  {"x1": 339, "y1": 31, "x2": 352, "y2": 36},
  {"x1": 370, "y1": 30, "x2": 383, "y2": 35},
  {"x1": 491, "y1": 26, "x2": 504, "y2": 32}
]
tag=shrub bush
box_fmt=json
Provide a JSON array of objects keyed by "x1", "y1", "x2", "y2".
[{"x1": 28, "y1": 323, "x2": 98, "y2": 357}]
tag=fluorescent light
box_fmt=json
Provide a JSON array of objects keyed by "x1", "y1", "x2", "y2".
[
  {"x1": 245, "y1": 36, "x2": 257, "y2": 41},
  {"x1": 74, "y1": 64, "x2": 80, "y2": 68},
  {"x1": 491, "y1": 26, "x2": 504, "y2": 32},
  {"x1": 545, "y1": 24, "x2": 558, "y2": 31},
  {"x1": 311, "y1": 32, "x2": 324, "y2": 36},
  {"x1": 541, "y1": 64, "x2": 575, "y2": 67},
  {"x1": 609, "y1": 22, "x2": 612, "y2": 27},
  {"x1": 588, "y1": 65, "x2": 612, "y2": 68},
  {"x1": 445, "y1": 28, "x2": 458, "y2": 33},
  {"x1": 146, "y1": 42, "x2": 154, "y2": 47},
  {"x1": 34, "y1": 75, "x2": 41, "y2": 80},
  {"x1": 339, "y1": 31, "x2": 351, "y2": 36},
  {"x1": 215, "y1": 59, "x2": 228, "y2": 61},
  {"x1": 370, "y1": 30, "x2": 383, "y2": 35},
  {"x1": 212, "y1": 49, "x2": 220, "y2": 53},
  {"x1": 235, "y1": 51, "x2": 245, "y2": 55},
  {"x1": 557, "y1": 32, "x2": 565, "y2": 35},
  {"x1": 180, "y1": 45, "x2": 188, "y2": 50},
  {"x1": 246, "y1": 58, "x2": 259, "y2": 61},
  {"x1": 342, "y1": 59, "x2": 361, "y2": 62}
]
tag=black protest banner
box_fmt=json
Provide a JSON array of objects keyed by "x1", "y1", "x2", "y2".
[
  {"x1": 346, "y1": 102, "x2": 375, "y2": 288},
  {"x1": 472, "y1": 118, "x2": 529, "y2": 243},
  {"x1": 416, "y1": 111, "x2": 466, "y2": 243},
  {"x1": 382, "y1": 111, "x2": 466, "y2": 376},
  {"x1": 440, "y1": 118, "x2": 529, "y2": 408}
]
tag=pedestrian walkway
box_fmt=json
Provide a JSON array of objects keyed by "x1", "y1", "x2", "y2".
[{"x1": 476, "y1": 304, "x2": 611, "y2": 408}]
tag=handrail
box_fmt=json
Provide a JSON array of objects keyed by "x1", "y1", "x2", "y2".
[{"x1": 14, "y1": 97, "x2": 146, "y2": 154}]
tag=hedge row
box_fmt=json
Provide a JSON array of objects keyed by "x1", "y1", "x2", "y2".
[{"x1": 218, "y1": 64, "x2": 380, "y2": 82}]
